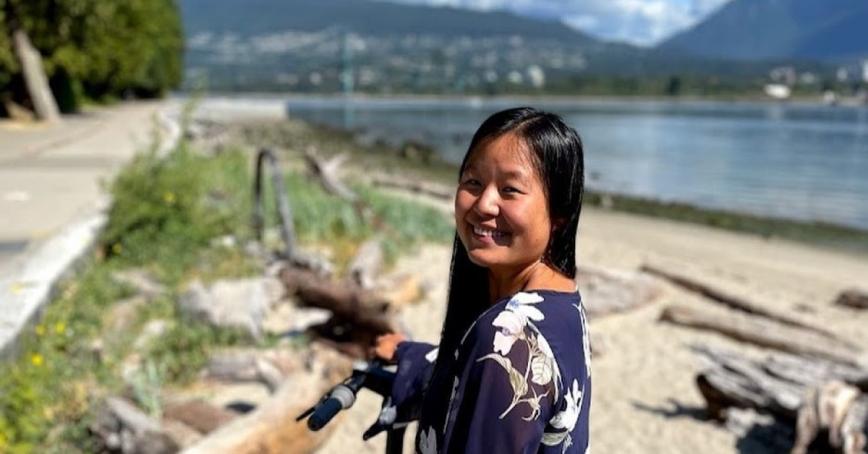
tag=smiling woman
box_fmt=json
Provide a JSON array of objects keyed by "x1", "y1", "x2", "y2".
[{"x1": 375, "y1": 107, "x2": 590, "y2": 453}]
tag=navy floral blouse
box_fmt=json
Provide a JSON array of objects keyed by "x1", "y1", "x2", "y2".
[{"x1": 390, "y1": 290, "x2": 592, "y2": 453}]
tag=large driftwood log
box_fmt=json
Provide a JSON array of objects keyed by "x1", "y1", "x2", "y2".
[
  {"x1": 370, "y1": 175, "x2": 454, "y2": 200},
  {"x1": 181, "y1": 354, "x2": 351, "y2": 454},
  {"x1": 576, "y1": 264, "x2": 663, "y2": 318},
  {"x1": 11, "y1": 29, "x2": 60, "y2": 122},
  {"x1": 642, "y1": 264, "x2": 842, "y2": 340},
  {"x1": 693, "y1": 345, "x2": 805, "y2": 420},
  {"x1": 835, "y1": 289, "x2": 868, "y2": 310},
  {"x1": 691, "y1": 345, "x2": 868, "y2": 453},
  {"x1": 660, "y1": 305, "x2": 862, "y2": 365},
  {"x1": 279, "y1": 267, "x2": 395, "y2": 356}
]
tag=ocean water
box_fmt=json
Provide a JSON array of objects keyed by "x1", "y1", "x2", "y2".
[{"x1": 282, "y1": 96, "x2": 868, "y2": 230}]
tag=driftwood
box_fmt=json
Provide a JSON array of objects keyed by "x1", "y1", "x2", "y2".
[
  {"x1": 576, "y1": 264, "x2": 663, "y2": 318},
  {"x1": 303, "y1": 147, "x2": 358, "y2": 202},
  {"x1": 835, "y1": 289, "x2": 868, "y2": 310},
  {"x1": 181, "y1": 357, "x2": 350, "y2": 454},
  {"x1": 348, "y1": 238, "x2": 383, "y2": 290},
  {"x1": 90, "y1": 397, "x2": 179, "y2": 453},
  {"x1": 642, "y1": 264, "x2": 842, "y2": 340},
  {"x1": 11, "y1": 28, "x2": 60, "y2": 122},
  {"x1": 379, "y1": 273, "x2": 424, "y2": 309},
  {"x1": 370, "y1": 175, "x2": 454, "y2": 200},
  {"x1": 164, "y1": 400, "x2": 237, "y2": 435},
  {"x1": 692, "y1": 345, "x2": 868, "y2": 453},
  {"x1": 693, "y1": 345, "x2": 806, "y2": 420},
  {"x1": 660, "y1": 305, "x2": 862, "y2": 365},
  {"x1": 279, "y1": 267, "x2": 395, "y2": 356},
  {"x1": 793, "y1": 383, "x2": 867, "y2": 454}
]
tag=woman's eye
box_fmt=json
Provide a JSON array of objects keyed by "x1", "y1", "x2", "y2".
[
  {"x1": 503, "y1": 186, "x2": 521, "y2": 194},
  {"x1": 463, "y1": 178, "x2": 481, "y2": 186}
]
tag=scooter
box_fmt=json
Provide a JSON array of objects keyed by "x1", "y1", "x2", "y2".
[{"x1": 296, "y1": 359, "x2": 410, "y2": 454}]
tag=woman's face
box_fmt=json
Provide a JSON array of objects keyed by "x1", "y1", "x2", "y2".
[{"x1": 455, "y1": 132, "x2": 552, "y2": 272}]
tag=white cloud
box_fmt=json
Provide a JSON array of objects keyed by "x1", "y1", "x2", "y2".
[{"x1": 384, "y1": 0, "x2": 732, "y2": 46}]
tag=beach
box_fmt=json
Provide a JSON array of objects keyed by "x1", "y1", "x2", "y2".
[{"x1": 317, "y1": 205, "x2": 868, "y2": 453}]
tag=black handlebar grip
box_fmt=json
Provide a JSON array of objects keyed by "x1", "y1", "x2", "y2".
[{"x1": 308, "y1": 397, "x2": 344, "y2": 431}]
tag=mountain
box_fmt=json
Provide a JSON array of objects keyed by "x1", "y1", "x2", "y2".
[
  {"x1": 180, "y1": 0, "x2": 599, "y2": 44},
  {"x1": 658, "y1": 0, "x2": 868, "y2": 61},
  {"x1": 179, "y1": 0, "x2": 647, "y2": 92},
  {"x1": 178, "y1": 0, "x2": 809, "y2": 94}
]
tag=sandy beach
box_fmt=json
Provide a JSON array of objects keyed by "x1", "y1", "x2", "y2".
[{"x1": 317, "y1": 205, "x2": 868, "y2": 454}]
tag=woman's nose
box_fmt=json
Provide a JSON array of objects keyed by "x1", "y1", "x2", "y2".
[{"x1": 473, "y1": 185, "x2": 500, "y2": 217}]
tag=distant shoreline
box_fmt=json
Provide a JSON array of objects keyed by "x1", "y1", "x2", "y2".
[
  {"x1": 225, "y1": 114, "x2": 868, "y2": 256},
  {"x1": 176, "y1": 91, "x2": 862, "y2": 107}
]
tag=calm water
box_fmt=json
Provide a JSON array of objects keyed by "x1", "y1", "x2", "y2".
[{"x1": 283, "y1": 97, "x2": 868, "y2": 230}]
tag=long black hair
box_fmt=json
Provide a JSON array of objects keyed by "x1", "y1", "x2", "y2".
[{"x1": 418, "y1": 106, "x2": 585, "y2": 437}]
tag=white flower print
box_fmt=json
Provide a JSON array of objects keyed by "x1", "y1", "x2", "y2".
[
  {"x1": 543, "y1": 379, "x2": 583, "y2": 451},
  {"x1": 550, "y1": 379, "x2": 582, "y2": 432},
  {"x1": 491, "y1": 292, "x2": 545, "y2": 355},
  {"x1": 419, "y1": 426, "x2": 437, "y2": 454},
  {"x1": 530, "y1": 334, "x2": 555, "y2": 386},
  {"x1": 573, "y1": 303, "x2": 592, "y2": 378}
]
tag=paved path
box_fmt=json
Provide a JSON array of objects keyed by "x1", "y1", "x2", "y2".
[
  {"x1": 0, "y1": 102, "x2": 167, "y2": 270},
  {"x1": 0, "y1": 100, "x2": 172, "y2": 356}
]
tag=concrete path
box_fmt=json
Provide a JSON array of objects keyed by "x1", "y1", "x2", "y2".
[
  {"x1": 0, "y1": 102, "x2": 167, "y2": 268},
  {"x1": 0, "y1": 100, "x2": 173, "y2": 356}
]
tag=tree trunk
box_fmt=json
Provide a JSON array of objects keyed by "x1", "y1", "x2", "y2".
[{"x1": 11, "y1": 28, "x2": 60, "y2": 122}]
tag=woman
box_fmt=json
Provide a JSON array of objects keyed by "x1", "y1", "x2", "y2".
[{"x1": 375, "y1": 107, "x2": 591, "y2": 453}]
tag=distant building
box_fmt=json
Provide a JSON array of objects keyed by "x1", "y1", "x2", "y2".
[
  {"x1": 526, "y1": 65, "x2": 545, "y2": 88},
  {"x1": 508, "y1": 70, "x2": 524, "y2": 84},
  {"x1": 863, "y1": 60, "x2": 868, "y2": 83},
  {"x1": 769, "y1": 66, "x2": 796, "y2": 86},
  {"x1": 764, "y1": 84, "x2": 791, "y2": 99}
]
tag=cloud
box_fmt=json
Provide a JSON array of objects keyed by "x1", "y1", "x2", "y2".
[{"x1": 384, "y1": 0, "x2": 732, "y2": 46}]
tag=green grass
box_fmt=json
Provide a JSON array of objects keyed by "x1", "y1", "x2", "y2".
[{"x1": 0, "y1": 127, "x2": 453, "y2": 452}]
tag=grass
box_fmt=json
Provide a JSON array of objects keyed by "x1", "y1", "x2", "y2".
[{"x1": 0, "y1": 124, "x2": 453, "y2": 451}]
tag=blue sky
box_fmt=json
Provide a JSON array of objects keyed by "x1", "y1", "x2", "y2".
[{"x1": 387, "y1": 0, "x2": 733, "y2": 46}]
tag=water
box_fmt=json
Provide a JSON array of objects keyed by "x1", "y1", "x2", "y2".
[{"x1": 283, "y1": 96, "x2": 868, "y2": 230}]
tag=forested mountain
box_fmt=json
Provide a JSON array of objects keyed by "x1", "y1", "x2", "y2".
[
  {"x1": 658, "y1": 0, "x2": 868, "y2": 61},
  {"x1": 180, "y1": 0, "x2": 600, "y2": 44},
  {"x1": 180, "y1": 0, "x2": 799, "y2": 94}
]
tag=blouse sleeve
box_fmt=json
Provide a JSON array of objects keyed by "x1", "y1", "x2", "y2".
[
  {"x1": 389, "y1": 341, "x2": 438, "y2": 420},
  {"x1": 444, "y1": 315, "x2": 559, "y2": 453}
]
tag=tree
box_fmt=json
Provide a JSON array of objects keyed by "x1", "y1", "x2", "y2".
[{"x1": 0, "y1": 0, "x2": 183, "y2": 116}]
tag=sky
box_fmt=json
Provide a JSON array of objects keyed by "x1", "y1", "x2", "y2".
[{"x1": 387, "y1": 0, "x2": 733, "y2": 46}]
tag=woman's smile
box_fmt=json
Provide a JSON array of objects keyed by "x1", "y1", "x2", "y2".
[{"x1": 468, "y1": 222, "x2": 511, "y2": 245}]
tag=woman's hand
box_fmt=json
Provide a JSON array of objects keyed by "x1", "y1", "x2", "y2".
[{"x1": 373, "y1": 332, "x2": 407, "y2": 362}]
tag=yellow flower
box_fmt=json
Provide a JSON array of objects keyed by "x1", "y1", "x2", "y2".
[
  {"x1": 31, "y1": 353, "x2": 44, "y2": 367},
  {"x1": 55, "y1": 322, "x2": 66, "y2": 335},
  {"x1": 10, "y1": 282, "x2": 26, "y2": 295},
  {"x1": 34, "y1": 324, "x2": 46, "y2": 336},
  {"x1": 163, "y1": 191, "x2": 176, "y2": 205},
  {"x1": 112, "y1": 243, "x2": 123, "y2": 255}
]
